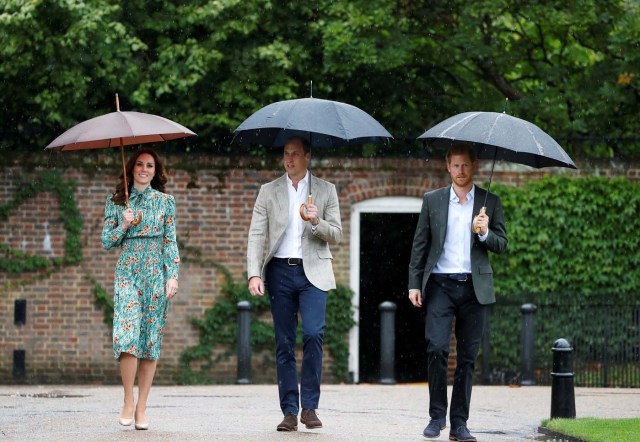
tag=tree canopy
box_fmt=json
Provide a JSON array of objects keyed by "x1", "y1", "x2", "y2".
[{"x1": 1, "y1": 0, "x2": 639, "y2": 158}]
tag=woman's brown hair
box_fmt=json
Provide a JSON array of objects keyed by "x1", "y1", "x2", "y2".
[{"x1": 111, "y1": 147, "x2": 168, "y2": 205}]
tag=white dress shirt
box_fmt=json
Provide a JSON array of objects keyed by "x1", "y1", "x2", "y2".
[
  {"x1": 274, "y1": 171, "x2": 309, "y2": 259},
  {"x1": 433, "y1": 185, "x2": 487, "y2": 274}
]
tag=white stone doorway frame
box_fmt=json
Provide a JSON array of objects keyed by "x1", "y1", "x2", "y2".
[{"x1": 348, "y1": 196, "x2": 422, "y2": 383}]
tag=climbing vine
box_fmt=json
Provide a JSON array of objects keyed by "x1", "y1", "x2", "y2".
[
  {"x1": 177, "y1": 246, "x2": 355, "y2": 385},
  {"x1": 0, "y1": 171, "x2": 82, "y2": 275},
  {"x1": 87, "y1": 275, "x2": 114, "y2": 327},
  {"x1": 486, "y1": 176, "x2": 640, "y2": 379}
]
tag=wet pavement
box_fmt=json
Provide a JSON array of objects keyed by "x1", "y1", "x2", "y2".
[{"x1": 1, "y1": 384, "x2": 638, "y2": 441}]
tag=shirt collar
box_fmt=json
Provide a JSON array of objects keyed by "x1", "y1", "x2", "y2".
[
  {"x1": 449, "y1": 184, "x2": 475, "y2": 203},
  {"x1": 130, "y1": 185, "x2": 153, "y2": 197},
  {"x1": 286, "y1": 170, "x2": 309, "y2": 187}
]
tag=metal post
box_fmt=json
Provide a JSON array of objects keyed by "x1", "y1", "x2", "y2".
[
  {"x1": 520, "y1": 303, "x2": 537, "y2": 386},
  {"x1": 550, "y1": 338, "x2": 576, "y2": 419},
  {"x1": 236, "y1": 300, "x2": 252, "y2": 384},
  {"x1": 379, "y1": 301, "x2": 397, "y2": 384}
]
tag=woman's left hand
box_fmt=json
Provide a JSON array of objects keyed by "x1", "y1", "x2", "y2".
[{"x1": 166, "y1": 278, "x2": 179, "y2": 300}]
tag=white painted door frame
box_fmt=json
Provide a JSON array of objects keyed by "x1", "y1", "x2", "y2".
[{"x1": 348, "y1": 196, "x2": 422, "y2": 383}]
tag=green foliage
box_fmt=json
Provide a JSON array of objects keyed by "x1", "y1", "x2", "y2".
[
  {"x1": 485, "y1": 176, "x2": 640, "y2": 378},
  {"x1": 492, "y1": 176, "x2": 640, "y2": 296},
  {"x1": 178, "y1": 257, "x2": 355, "y2": 384},
  {"x1": 87, "y1": 275, "x2": 114, "y2": 327},
  {"x1": 2, "y1": 1, "x2": 640, "y2": 158},
  {"x1": 324, "y1": 283, "x2": 357, "y2": 382},
  {"x1": 0, "y1": 171, "x2": 82, "y2": 273}
]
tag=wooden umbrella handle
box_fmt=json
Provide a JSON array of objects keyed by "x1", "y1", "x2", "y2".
[
  {"x1": 472, "y1": 206, "x2": 486, "y2": 234},
  {"x1": 299, "y1": 195, "x2": 312, "y2": 221},
  {"x1": 131, "y1": 210, "x2": 143, "y2": 226},
  {"x1": 120, "y1": 139, "x2": 143, "y2": 226}
]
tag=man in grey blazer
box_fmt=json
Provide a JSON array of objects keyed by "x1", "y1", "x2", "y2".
[
  {"x1": 247, "y1": 136, "x2": 342, "y2": 432},
  {"x1": 408, "y1": 144, "x2": 507, "y2": 442}
]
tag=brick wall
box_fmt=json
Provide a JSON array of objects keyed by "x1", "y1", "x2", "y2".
[{"x1": 1, "y1": 152, "x2": 637, "y2": 384}]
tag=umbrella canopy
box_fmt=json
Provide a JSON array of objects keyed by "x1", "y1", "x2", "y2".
[
  {"x1": 234, "y1": 96, "x2": 392, "y2": 221},
  {"x1": 45, "y1": 94, "x2": 196, "y2": 224},
  {"x1": 233, "y1": 97, "x2": 393, "y2": 147},
  {"x1": 46, "y1": 110, "x2": 196, "y2": 151},
  {"x1": 418, "y1": 111, "x2": 576, "y2": 170}
]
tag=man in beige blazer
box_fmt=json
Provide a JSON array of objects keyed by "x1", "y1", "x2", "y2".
[{"x1": 247, "y1": 136, "x2": 342, "y2": 432}]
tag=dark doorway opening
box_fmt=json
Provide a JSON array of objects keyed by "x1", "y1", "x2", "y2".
[{"x1": 358, "y1": 212, "x2": 427, "y2": 383}]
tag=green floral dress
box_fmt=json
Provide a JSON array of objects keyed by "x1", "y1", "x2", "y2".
[{"x1": 101, "y1": 186, "x2": 180, "y2": 361}]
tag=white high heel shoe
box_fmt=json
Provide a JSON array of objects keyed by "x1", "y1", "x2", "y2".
[
  {"x1": 134, "y1": 410, "x2": 149, "y2": 430},
  {"x1": 119, "y1": 417, "x2": 134, "y2": 426}
]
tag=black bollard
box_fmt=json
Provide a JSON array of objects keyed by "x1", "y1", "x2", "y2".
[
  {"x1": 379, "y1": 301, "x2": 397, "y2": 384},
  {"x1": 520, "y1": 303, "x2": 537, "y2": 386},
  {"x1": 550, "y1": 338, "x2": 576, "y2": 419},
  {"x1": 236, "y1": 300, "x2": 252, "y2": 384}
]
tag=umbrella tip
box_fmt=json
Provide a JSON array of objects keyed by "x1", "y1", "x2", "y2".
[
  {"x1": 310, "y1": 80, "x2": 313, "y2": 98},
  {"x1": 115, "y1": 93, "x2": 120, "y2": 112},
  {"x1": 503, "y1": 97, "x2": 509, "y2": 114}
]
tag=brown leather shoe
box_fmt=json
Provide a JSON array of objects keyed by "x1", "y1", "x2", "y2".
[
  {"x1": 300, "y1": 409, "x2": 322, "y2": 429},
  {"x1": 276, "y1": 413, "x2": 297, "y2": 431}
]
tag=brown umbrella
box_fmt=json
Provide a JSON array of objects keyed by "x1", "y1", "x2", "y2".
[{"x1": 46, "y1": 94, "x2": 196, "y2": 224}]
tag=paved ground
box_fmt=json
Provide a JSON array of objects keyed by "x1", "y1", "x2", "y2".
[{"x1": 1, "y1": 383, "x2": 638, "y2": 441}]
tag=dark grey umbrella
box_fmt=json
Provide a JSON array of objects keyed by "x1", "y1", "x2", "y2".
[
  {"x1": 233, "y1": 97, "x2": 393, "y2": 147},
  {"x1": 418, "y1": 111, "x2": 577, "y2": 232},
  {"x1": 234, "y1": 96, "x2": 393, "y2": 220},
  {"x1": 418, "y1": 111, "x2": 576, "y2": 169}
]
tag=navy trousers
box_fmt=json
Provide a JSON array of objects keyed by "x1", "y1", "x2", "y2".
[
  {"x1": 265, "y1": 260, "x2": 327, "y2": 415},
  {"x1": 424, "y1": 274, "x2": 486, "y2": 428}
]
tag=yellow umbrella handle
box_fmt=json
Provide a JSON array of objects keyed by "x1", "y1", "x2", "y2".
[{"x1": 299, "y1": 195, "x2": 312, "y2": 221}]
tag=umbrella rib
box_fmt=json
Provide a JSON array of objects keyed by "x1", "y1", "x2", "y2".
[
  {"x1": 487, "y1": 113, "x2": 503, "y2": 144},
  {"x1": 524, "y1": 124, "x2": 546, "y2": 156},
  {"x1": 437, "y1": 112, "x2": 480, "y2": 138}
]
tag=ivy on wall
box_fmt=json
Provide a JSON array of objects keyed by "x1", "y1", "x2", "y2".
[
  {"x1": 492, "y1": 176, "x2": 640, "y2": 297},
  {"x1": 0, "y1": 171, "x2": 82, "y2": 285},
  {"x1": 177, "y1": 249, "x2": 355, "y2": 385},
  {"x1": 86, "y1": 275, "x2": 114, "y2": 327},
  {"x1": 486, "y1": 176, "x2": 640, "y2": 376}
]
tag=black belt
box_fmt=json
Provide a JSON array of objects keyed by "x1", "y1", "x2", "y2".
[
  {"x1": 434, "y1": 273, "x2": 472, "y2": 282},
  {"x1": 272, "y1": 257, "x2": 303, "y2": 266}
]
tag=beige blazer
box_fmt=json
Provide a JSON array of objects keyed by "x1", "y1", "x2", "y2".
[{"x1": 247, "y1": 173, "x2": 343, "y2": 291}]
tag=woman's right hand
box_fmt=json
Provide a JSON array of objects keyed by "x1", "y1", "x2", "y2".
[{"x1": 121, "y1": 208, "x2": 135, "y2": 230}]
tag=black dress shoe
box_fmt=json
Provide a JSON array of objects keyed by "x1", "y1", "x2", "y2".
[
  {"x1": 423, "y1": 417, "x2": 446, "y2": 438},
  {"x1": 277, "y1": 413, "x2": 297, "y2": 431},
  {"x1": 300, "y1": 409, "x2": 322, "y2": 429},
  {"x1": 449, "y1": 425, "x2": 477, "y2": 442}
]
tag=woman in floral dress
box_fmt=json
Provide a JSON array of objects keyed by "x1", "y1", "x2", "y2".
[{"x1": 101, "y1": 147, "x2": 179, "y2": 430}]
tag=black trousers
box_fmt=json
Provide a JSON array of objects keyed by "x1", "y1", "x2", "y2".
[{"x1": 424, "y1": 274, "x2": 486, "y2": 428}]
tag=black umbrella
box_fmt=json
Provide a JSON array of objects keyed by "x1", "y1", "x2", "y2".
[
  {"x1": 233, "y1": 97, "x2": 393, "y2": 148},
  {"x1": 234, "y1": 96, "x2": 393, "y2": 219},
  {"x1": 418, "y1": 111, "x2": 577, "y2": 231},
  {"x1": 419, "y1": 111, "x2": 576, "y2": 169}
]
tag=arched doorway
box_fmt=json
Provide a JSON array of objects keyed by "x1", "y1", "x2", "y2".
[{"x1": 349, "y1": 197, "x2": 425, "y2": 383}]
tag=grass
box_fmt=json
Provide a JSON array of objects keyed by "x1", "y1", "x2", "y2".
[{"x1": 541, "y1": 418, "x2": 640, "y2": 442}]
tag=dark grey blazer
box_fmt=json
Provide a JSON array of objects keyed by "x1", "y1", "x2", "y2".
[{"x1": 408, "y1": 185, "x2": 508, "y2": 305}]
